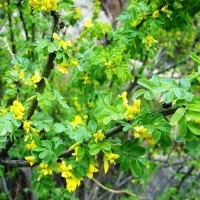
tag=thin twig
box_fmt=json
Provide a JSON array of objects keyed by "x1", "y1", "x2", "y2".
[
  {"x1": 91, "y1": 177, "x2": 137, "y2": 197},
  {"x1": 3, "y1": 38, "x2": 15, "y2": 59},
  {"x1": 1, "y1": 176, "x2": 13, "y2": 200}
]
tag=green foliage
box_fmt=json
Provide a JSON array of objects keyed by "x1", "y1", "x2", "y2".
[{"x1": 0, "y1": 0, "x2": 200, "y2": 199}]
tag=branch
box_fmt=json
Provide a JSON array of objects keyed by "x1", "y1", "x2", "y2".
[
  {"x1": 1, "y1": 176, "x2": 13, "y2": 200},
  {"x1": 91, "y1": 177, "x2": 137, "y2": 197},
  {"x1": 0, "y1": 11, "x2": 59, "y2": 158},
  {"x1": 3, "y1": 37, "x2": 15, "y2": 59},
  {"x1": 17, "y1": 1, "x2": 29, "y2": 41},
  {"x1": 26, "y1": 52, "x2": 56, "y2": 120},
  {"x1": 7, "y1": 0, "x2": 16, "y2": 55}
]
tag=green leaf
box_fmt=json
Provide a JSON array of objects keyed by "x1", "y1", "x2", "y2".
[
  {"x1": 156, "y1": 122, "x2": 171, "y2": 132},
  {"x1": 36, "y1": 39, "x2": 50, "y2": 50},
  {"x1": 120, "y1": 140, "x2": 132, "y2": 150},
  {"x1": 54, "y1": 144, "x2": 66, "y2": 156},
  {"x1": 186, "y1": 139, "x2": 198, "y2": 151},
  {"x1": 70, "y1": 125, "x2": 91, "y2": 143},
  {"x1": 180, "y1": 78, "x2": 191, "y2": 90},
  {"x1": 43, "y1": 151, "x2": 53, "y2": 164},
  {"x1": 48, "y1": 43, "x2": 57, "y2": 53},
  {"x1": 162, "y1": 90, "x2": 175, "y2": 103},
  {"x1": 101, "y1": 140, "x2": 111, "y2": 151},
  {"x1": 54, "y1": 123, "x2": 66, "y2": 133},
  {"x1": 132, "y1": 89, "x2": 146, "y2": 99},
  {"x1": 39, "y1": 150, "x2": 48, "y2": 159},
  {"x1": 159, "y1": 134, "x2": 172, "y2": 147},
  {"x1": 186, "y1": 110, "x2": 200, "y2": 121},
  {"x1": 189, "y1": 52, "x2": 200, "y2": 64},
  {"x1": 129, "y1": 146, "x2": 146, "y2": 157},
  {"x1": 178, "y1": 116, "x2": 187, "y2": 137},
  {"x1": 42, "y1": 140, "x2": 52, "y2": 150},
  {"x1": 173, "y1": 88, "x2": 186, "y2": 99},
  {"x1": 138, "y1": 79, "x2": 154, "y2": 90},
  {"x1": 152, "y1": 129, "x2": 161, "y2": 143},
  {"x1": 119, "y1": 155, "x2": 130, "y2": 171},
  {"x1": 170, "y1": 107, "x2": 185, "y2": 124},
  {"x1": 144, "y1": 91, "x2": 154, "y2": 100},
  {"x1": 186, "y1": 103, "x2": 200, "y2": 112},
  {"x1": 187, "y1": 121, "x2": 200, "y2": 136},
  {"x1": 130, "y1": 159, "x2": 143, "y2": 177},
  {"x1": 88, "y1": 120, "x2": 97, "y2": 133},
  {"x1": 89, "y1": 145, "x2": 101, "y2": 155}
]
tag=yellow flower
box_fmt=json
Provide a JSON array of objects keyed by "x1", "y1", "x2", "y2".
[
  {"x1": 147, "y1": 138, "x2": 155, "y2": 145},
  {"x1": 58, "y1": 40, "x2": 72, "y2": 50},
  {"x1": 74, "y1": 7, "x2": 82, "y2": 19},
  {"x1": 14, "y1": 65, "x2": 19, "y2": 70},
  {"x1": 82, "y1": 75, "x2": 90, "y2": 84},
  {"x1": 84, "y1": 19, "x2": 93, "y2": 28},
  {"x1": 73, "y1": 98, "x2": 81, "y2": 111},
  {"x1": 93, "y1": 130, "x2": 105, "y2": 143},
  {"x1": 26, "y1": 140, "x2": 37, "y2": 150},
  {"x1": 31, "y1": 70, "x2": 41, "y2": 83},
  {"x1": 70, "y1": 115, "x2": 84, "y2": 127},
  {"x1": 70, "y1": 60, "x2": 78, "y2": 66},
  {"x1": 11, "y1": 100, "x2": 25, "y2": 120},
  {"x1": 134, "y1": 126, "x2": 147, "y2": 135},
  {"x1": 53, "y1": 32, "x2": 59, "y2": 40},
  {"x1": 161, "y1": 5, "x2": 168, "y2": 13},
  {"x1": 58, "y1": 160, "x2": 72, "y2": 178},
  {"x1": 152, "y1": 10, "x2": 159, "y2": 18},
  {"x1": 86, "y1": 164, "x2": 98, "y2": 179},
  {"x1": 118, "y1": 91, "x2": 128, "y2": 107},
  {"x1": 103, "y1": 153, "x2": 119, "y2": 173},
  {"x1": 39, "y1": 163, "x2": 52, "y2": 175},
  {"x1": 23, "y1": 121, "x2": 31, "y2": 133},
  {"x1": 142, "y1": 131, "x2": 152, "y2": 139},
  {"x1": 28, "y1": 0, "x2": 40, "y2": 8},
  {"x1": 58, "y1": 62, "x2": 69, "y2": 74},
  {"x1": 69, "y1": 142, "x2": 80, "y2": 151},
  {"x1": 72, "y1": 147, "x2": 80, "y2": 161},
  {"x1": 132, "y1": 99, "x2": 141, "y2": 114},
  {"x1": 41, "y1": 0, "x2": 57, "y2": 12},
  {"x1": 88, "y1": 101, "x2": 94, "y2": 108},
  {"x1": 19, "y1": 71, "x2": 25, "y2": 79},
  {"x1": 25, "y1": 156, "x2": 35, "y2": 166},
  {"x1": 83, "y1": 114, "x2": 88, "y2": 119},
  {"x1": 66, "y1": 174, "x2": 82, "y2": 192}
]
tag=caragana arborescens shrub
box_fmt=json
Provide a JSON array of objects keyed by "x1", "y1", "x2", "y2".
[{"x1": 0, "y1": 0, "x2": 200, "y2": 199}]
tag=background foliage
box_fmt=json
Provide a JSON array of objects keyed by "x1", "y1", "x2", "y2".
[{"x1": 0, "y1": 0, "x2": 200, "y2": 199}]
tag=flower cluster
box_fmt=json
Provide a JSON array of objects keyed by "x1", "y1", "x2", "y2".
[
  {"x1": 37, "y1": 163, "x2": 52, "y2": 181},
  {"x1": 152, "y1": 10, "x2": 159, "y2": 18},
  {"x1": 73, "y1": 7, "x2": 82, "y2": 20},
  {"x1": 23, "y1": 121, "x2": 31, "y2": 133},
  {"x1": 26, "y1": 140, "x2": 37, "y2": 150},
  {"x1": 70, "y1": 115, "x2": 84, "y2": 127},
  {"x1": 73, "y1": 97, "x2": 81, "y2": 111},
  {"x1": 29, "y1": 0, "x2": 57, "y2": 12},
  {"x1": 57, "y1": 160, "x2": 82, "y2": 192},
  {"x1": 133, "y1": 126, "x2": 154, "y2": 144},
  {"x1": 103, "y1": 153, "x2": 119, "y2": 173},
  {"x1": 93, "y1": 130, "x2": 105, "y2": 143},
  {"x1": 10, "y1": 100, "x2": 25, "y2": 120},
  {"x1": 119, "y1": 91, "x2": 141, "y2": 120},
  {"x1": 144, "y1": 35, "x2": 158, "y2": 47},
  {"x1": 25, "y1": 155, "x2": 35, "y2": 166},
  {"x1": 31, "y1": 70, "x2": 41, "y2": 84},
  {"x1": 86, "y1": 164, "x2": 98, "y2": 178},
  {"x1": 84, "y1": 19, "x2": 93, "y2": 28}
]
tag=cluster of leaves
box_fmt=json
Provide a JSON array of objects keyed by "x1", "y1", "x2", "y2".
[{"x1": 0, "y1": 0, "x2": 200, "y2": 199}]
